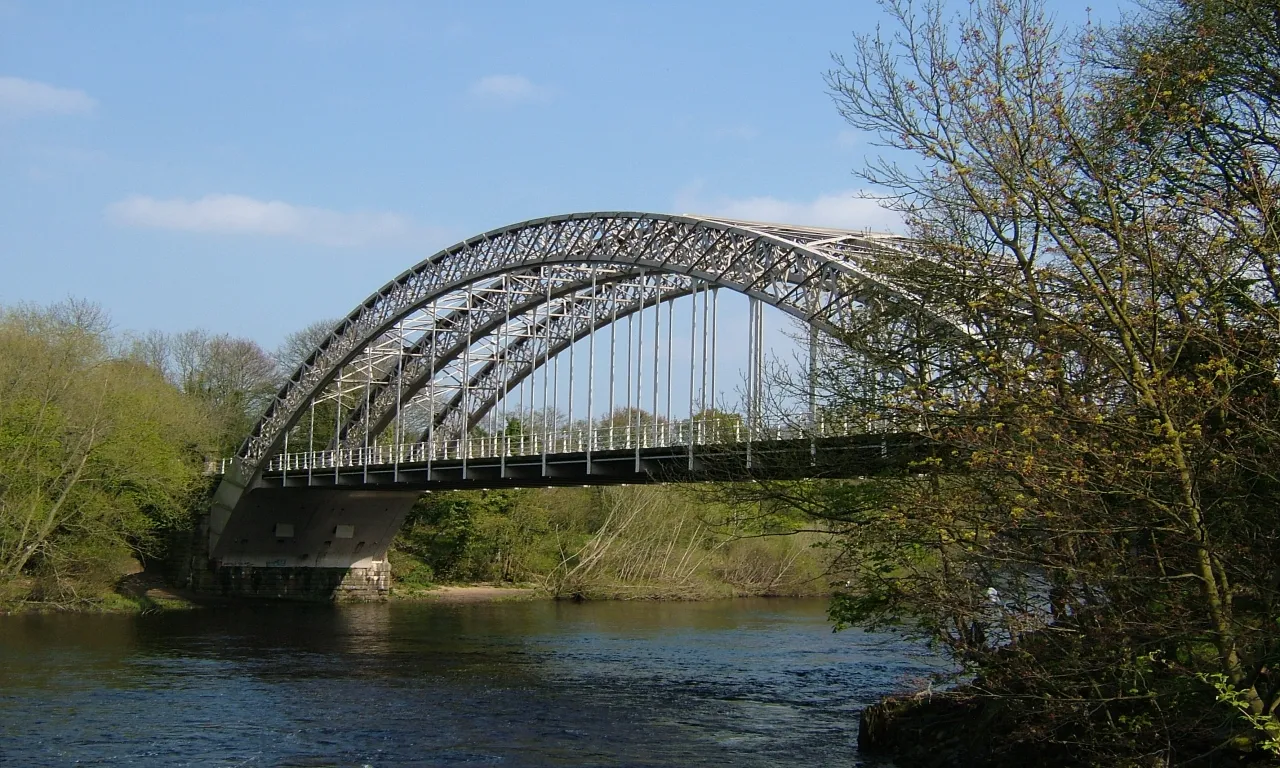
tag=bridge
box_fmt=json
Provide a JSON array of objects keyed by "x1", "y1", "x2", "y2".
[{"x1": 197, "y1": 212, "x2": 952, "y2": 598}]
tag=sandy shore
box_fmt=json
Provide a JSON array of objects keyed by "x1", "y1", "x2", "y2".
[{"x1": 396, "y1": 585, "x2": 542, "y2": 603}]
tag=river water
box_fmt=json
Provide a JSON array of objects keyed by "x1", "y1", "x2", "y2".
[{"x1": 0, "y1": 598, "x2": 935, "y2": 767}]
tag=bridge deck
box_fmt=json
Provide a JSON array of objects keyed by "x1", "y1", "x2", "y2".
[{"x1": 253, "y1": 433, "x2": 926, "y2": 491}]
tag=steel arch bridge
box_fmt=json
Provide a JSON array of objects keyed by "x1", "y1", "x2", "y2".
[{"x1": 202, "y1": 212, "x2": 953, "y2": 595}]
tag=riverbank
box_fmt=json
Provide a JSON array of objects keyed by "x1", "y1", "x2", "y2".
[
  {"x1": 392, "y1": 583, "x2": 543, "y2": 603},
  {"x1": 1, "y1": 578, "x2": 829, "y2": 614},
  {"x1": 0, "y1": 570, "x2": 202, "y2": 615},
  {"x1": 856, "y1": 686, "x2": 1270, "y2": 767}
]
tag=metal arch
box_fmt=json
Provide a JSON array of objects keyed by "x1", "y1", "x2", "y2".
[
  {"x1": 333, "y1": 267, "x2": 930, "y2": 451},
  {"x1": 399, "y1": 267, "x2": 902, "y2": 444},
  {"x1": 404, "y1": 274, "x2": 689, "y2": 444},
  {"x1": 331, "y1": 264, "x2": 645, "y2": 448},
  {"x1": 336, "y1": 270, "x2": 688, "y2": 449},
  {"x1": 428, "y1": 276, "x2": 695, "y2": 439},
  {"x1": 352, "y1": 266, "x2": 951, "y2": 449},
  {"x1": 237, "y1": 212, "x2": 968, "y2": 477}
]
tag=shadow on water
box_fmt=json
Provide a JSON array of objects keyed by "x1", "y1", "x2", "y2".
[{"x1": 0, "y1": 598, "x2": 938, "y2": 767}]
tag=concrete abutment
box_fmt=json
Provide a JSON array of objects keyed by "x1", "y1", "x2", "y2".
[{"x1": 179, "y1": 488, "x2": 419, "y2": 601}]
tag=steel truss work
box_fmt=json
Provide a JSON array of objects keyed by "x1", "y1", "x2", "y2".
[
  {"x1": 222, "y1": 212, "x2": 972, "y2": 492},
  {"x1": 202, "y1": 212, "x2": 978, "y2": 557}
]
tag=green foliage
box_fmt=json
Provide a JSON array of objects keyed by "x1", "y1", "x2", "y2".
[
  {"x1": 387, "y1": 548, "x2": 434, "y2": 589},
  {"x1": 1200, "y1": 672, "x2": 1280, "y2": 757},
  {"x1": 395, "y1": 489, "x2": 555, "y2": 583},
  {"x1": 0, "y1": 303, "x2": 213, "y2": 604},
  {"x1": 391, "y1": 484, "x2": 836, "y2": 599}
]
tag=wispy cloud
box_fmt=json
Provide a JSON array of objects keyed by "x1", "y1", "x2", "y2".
[
  {"x1": 469, "y1": 74, "x2": 550, "y2": 105},
  {"x1": 0, "y1": 76, "x2": 96, "y2": 118},
  {"x1": 675, "y1": 186, "x2": 904, "y2": 233},
  {"x1": 105, "y1": 194, "x2": 446, "y2": 248},
  {"x1": 835, "y1": 128, "x2": 861, "y2": 149}
]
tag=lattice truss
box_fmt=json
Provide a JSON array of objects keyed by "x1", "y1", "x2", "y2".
[{"x1": 242, "y1": 213, "x2": 966, "y2": 476}]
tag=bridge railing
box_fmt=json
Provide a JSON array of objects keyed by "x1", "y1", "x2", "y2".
[
  {"x1": 205, "y1": 413, "x2": 897, "y2": 476},
  {"x1": 207, "y1": 457, "x2": 237, "y2": 475}
]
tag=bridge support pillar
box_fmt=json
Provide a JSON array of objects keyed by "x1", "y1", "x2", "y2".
[{"x1": 191, "y1": 488, "x2": 419, "y2": 601}]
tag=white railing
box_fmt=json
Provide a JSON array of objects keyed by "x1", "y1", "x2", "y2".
[
  {"x1": 207, "y1": 457, "x2": 237, "y2": 475},
  {"x1": 205, "y1": 413, "x2": 894, "y2": 476}
]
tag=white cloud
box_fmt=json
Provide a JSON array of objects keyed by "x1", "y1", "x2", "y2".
[
  {"x1": 469, "y1": 74, "x2": 549, "y2": 105},
  {"x1": 105, "y1": 194, "x2": 442, "y2": 248},
  {"x1": 835, "y1": 128, "x2": 861, "y2": 149},
  {"x1": 675, "y1": 186, "x2": 904, "y2": 234},
  {"x1": 0, "y1": 76, "x2": 96, "y2": 118}
]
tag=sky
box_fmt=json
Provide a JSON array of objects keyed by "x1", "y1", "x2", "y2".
[{"x1": 1, "y1": 0, "x2": 1130, "y2": 354}]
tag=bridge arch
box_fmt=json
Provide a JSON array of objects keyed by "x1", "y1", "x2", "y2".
[
  {"x1": 418, "y1": 275, "x2": 696, "y2": 442},
  {"x1": 337, "y1": 270, "x2": 693, "y2": 448},
  {"x1": 207, "y1": 211, "x2": 963, "y2": 564},
  {"x1": 330, "y1": 265, "x2": 654, "y2": 447},
  {"x1": 238, "y1": 213, "x2": 937, "y2": 470}
]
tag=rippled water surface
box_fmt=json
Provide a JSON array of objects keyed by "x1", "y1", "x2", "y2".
[{"x1": 0, "y1": 598, "x2": 934, "y2": 766}]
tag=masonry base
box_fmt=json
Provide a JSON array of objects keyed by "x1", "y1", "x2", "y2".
[{"x1": 191, "y1": 561, "x2": 392, "y2": 601}]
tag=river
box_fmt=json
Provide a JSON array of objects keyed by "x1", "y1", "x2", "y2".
[{"x1": 0, "y1": 598, "x2": 935, "y2": 766}]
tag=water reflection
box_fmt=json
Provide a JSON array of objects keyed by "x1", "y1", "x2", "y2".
[{"x1": 0, "y1": 598, "x2": 935, "y2": 766}]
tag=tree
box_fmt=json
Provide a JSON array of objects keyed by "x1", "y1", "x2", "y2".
[
  {"x1": 394, "y1": 489, "x2": 545, "y2": 583},
  {"x1": 274, "y1": 318, "x2": 339, "y2": 376},
  {"x1": 124, "y1": 329, "x2": 280, "y2": 454},
  {"x1": 723, "y1": 0, "x2": 1280, "y2": 761},
  {"x1": 0, "y1": 303, "x2": 212, "y2": 603}
]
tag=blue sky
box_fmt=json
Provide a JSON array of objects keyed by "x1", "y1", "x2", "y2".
[{"x1": 1, "y1": 0, "x2": 1127, "y2": 350}]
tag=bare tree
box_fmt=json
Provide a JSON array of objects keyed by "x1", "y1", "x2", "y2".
[
  {"x1": 274, "y1": 318, "x2": 339, "y2": 376},
  {"x1": 709, "y1": 0, "x2": 1280, "y2": 761}
]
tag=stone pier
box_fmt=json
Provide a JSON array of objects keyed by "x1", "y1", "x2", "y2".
[{"x1": 181, "y1": 488, "x2": 419, "y2": 601}]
